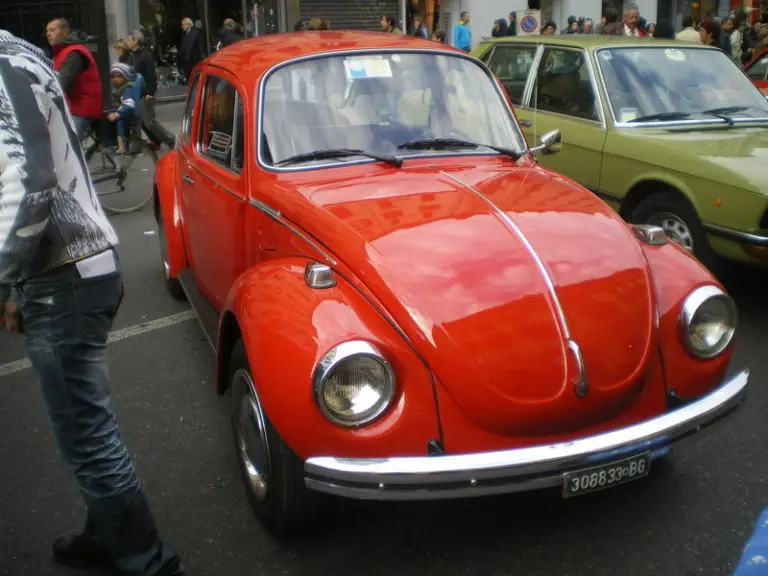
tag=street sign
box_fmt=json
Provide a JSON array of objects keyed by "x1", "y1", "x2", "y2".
[{"x1": 517, "y1": 10, "x2": 540, "y2": 36}]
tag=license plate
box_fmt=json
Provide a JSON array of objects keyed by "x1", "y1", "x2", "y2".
[{"x1": 562, "y1": 452, "x2": 651, "y2": 498}]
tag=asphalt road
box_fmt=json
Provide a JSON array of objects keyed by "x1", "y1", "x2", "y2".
[{"x1": 0, "y1": 102, "x2": 766, "y2": 576}]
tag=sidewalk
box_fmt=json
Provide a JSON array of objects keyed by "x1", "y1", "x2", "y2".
[{"x1": 156, "y1": 83, "x2": 188, "y2": 104}]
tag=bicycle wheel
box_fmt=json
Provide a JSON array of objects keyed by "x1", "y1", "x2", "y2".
[{"x1": 86, "y1": 142, "x2": 158, "y2": 214}]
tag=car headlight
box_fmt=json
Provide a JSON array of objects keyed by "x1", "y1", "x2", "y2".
[
  {"x1": 312, "y1": 341, "x2": 396, "y2": 427},
  {"x1": 680, "y1": 285, "x2": 737, "y2": 359}
]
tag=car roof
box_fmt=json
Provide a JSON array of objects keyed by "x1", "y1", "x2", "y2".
[
  {"x1": 205, "y1": 30, "x2": 463, "y2": 80},
  {"x1": 478, "y1": 34, "x2": 722, "y2": 52}
]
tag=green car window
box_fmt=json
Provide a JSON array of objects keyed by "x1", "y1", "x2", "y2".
[
  {"x1": 483, "y1": 45, "x2": 537, "y2": 106},
  {"x1": 533, "y1": 48, "x2": 599, "y2": 122}
]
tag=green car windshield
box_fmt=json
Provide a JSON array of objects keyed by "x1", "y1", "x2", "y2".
[{"x1": 595, "y1": 46, "x2": 768, "y2": 124}]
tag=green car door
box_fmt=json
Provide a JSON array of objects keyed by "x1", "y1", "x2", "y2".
[{"x1": 482, "y1": 43, "x2": 607, "y2": 191}]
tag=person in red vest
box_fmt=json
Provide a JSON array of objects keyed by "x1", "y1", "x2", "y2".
[{"x1": 45, "y1": 18, "x2": 103, "y2": 140}]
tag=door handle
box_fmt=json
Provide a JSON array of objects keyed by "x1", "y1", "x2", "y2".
[
  {"x1": 519, "y1": 119, "x2": 534, "y2": 127},
  {"x1": 182, "y1": 174, "x2": 195, "y2": 184}
]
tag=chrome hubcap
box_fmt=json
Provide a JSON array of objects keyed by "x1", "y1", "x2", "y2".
[
  {"x1": 234, "y1": 369, "x2": 270, "y2": 501},
  {"x1": 649, "y1": 212, "x2": 694, "y2": 252}
]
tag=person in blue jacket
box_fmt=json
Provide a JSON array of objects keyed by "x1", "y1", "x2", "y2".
[
  {"x1": 105, "y1": 62, "x2": 142, "y2": 153},
  {"x1": 453, "y1": 11, "x2": 472, "y2": 52}
]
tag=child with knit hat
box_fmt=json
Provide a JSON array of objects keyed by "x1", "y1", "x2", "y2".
[{"x1": 106, "y1": 62, "x2": 141, "y2": 153}]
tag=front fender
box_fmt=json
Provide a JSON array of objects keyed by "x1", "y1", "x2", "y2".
[
  {"x1": 641, "y1": 240, "x2": 732, "y2": 400},
  {"x1": 154, "y1": 150, "x2": 186, "y2": 278},
  {"x1": 219, "y1": 257, "x2": 441, "y2": 461}
]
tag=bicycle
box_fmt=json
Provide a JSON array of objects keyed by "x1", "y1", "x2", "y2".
[{"x1": 82, "y1": 119, "x2": 159, "y2": 214}]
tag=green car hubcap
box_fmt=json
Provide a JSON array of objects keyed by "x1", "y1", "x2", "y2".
[{"x1": 649, "y1": 212, "x2": 694, "y2": 253}]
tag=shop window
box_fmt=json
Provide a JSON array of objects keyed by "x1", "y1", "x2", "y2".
[
  {"x1": 533, "y1": 48, "x2": 599, "y2": 122},
  {"x1": 199, "y1": 75, "x2": 243, "y2": 172},
  {"x1": 482, "y1": 45, "x2": 537, "y2": 106}
]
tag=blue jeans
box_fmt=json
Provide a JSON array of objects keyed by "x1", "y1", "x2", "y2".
[
  {"x1": 72, "y1": 114, "x2": 92, "y2": 141},
  {"x1": 17, "y1": 255, "x2": 180, "y2": 576}
]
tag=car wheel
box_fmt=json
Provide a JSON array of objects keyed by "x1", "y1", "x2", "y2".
[
  {"x1": 630, "y1": 193, "x2": 721, "y2": 272},
  {"x1": 228, "y1": 340, "x2": 320, "y2": 536},
  {"x1": 158, "y1": 214, "x2": 186, "y2": 301}
]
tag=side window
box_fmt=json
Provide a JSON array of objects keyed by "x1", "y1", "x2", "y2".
[
  {"x1": 746, "y1": 54, "x2": 768, "y2": 82},
  {"x1": 182, "y1": 74, "x2": 200, "y2": 142},
  {"x1": 483, "y1": 45, "x2": 537, "y2": 106},
  {"x1": 199, "y1": 75, "x2": 242, "y2": 172},
  {"x1": 534, "y1": 48, "x2": 599, "y2": 122}
]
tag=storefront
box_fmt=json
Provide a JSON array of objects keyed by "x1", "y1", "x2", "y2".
[
  {"x1": 138, "y1": 0, "x2": 287, "y2": 55},
  {"x1": 298, "y1": 0, "x2": 400, "y2": 30}
]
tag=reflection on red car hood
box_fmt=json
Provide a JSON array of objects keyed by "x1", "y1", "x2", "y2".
[{"x1": 296, "y1": 162, "x2": 654, "y2": 436}]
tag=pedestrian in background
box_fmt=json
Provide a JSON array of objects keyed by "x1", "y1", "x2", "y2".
[
  {"x1": 491, "y1": 18, "x2": 508, "y2": 38},
  {"x1": 178, "y1": 17, "x2": 205, "y2": 82},
  {"x1": 0, "y1": 29, "x2": 184, "y2": 576},
  {"x1": 215, "y1": 18, "x2": 243, "y2": 49},
  {"x1": 413, "y1": 13, "x2": 429, "y2": 39},
  {"x1": 45, "y1": 18, "x2": 102, "y2": 140},
  {"x1": 127, "y1": 30, "x2": 175, "y2": 151},
  {"x1": 453, "y1": 11, "x2": 472, "y2": 52},
  {"x1": 381, "y1": 15, "x2": 403, "y2": 34},
  {"x1": 699, "y1": 19, "x2": 723, "y2": 49},
  {"x1": 507, "y1": 12, "x2": 517, "y2": 35},
  {"x1": 432, "y1": 29, "x2": 446, "y2": 43},
  {"x1": 652, "y1": 20, "x2": 676, "y2": 39},
  {"x1": 677, "y1": 16, "x2": 702, "y2": 42},
  {"x1": 114, "y1": 39, "x2": 136, "y2": 67}
]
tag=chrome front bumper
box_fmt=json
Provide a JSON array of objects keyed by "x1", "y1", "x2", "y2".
[{"x1": 304, "y1": 369, "x2": 749, "y2": 501}]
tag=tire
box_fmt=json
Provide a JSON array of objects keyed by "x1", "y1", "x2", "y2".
[
  {"x1": 228, "y1": 340, "x2": 320, "y2": 536},
  {"x1": 630, "y1": 192, "x2": 721, "y2": 274},
  {"x1": 158, "y1": 213, "x2": 186, "y2": 301}
]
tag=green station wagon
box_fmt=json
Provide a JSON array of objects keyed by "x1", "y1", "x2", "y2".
[{"x1": 472, "y1": 36, "x2": 768, "y2": 269}]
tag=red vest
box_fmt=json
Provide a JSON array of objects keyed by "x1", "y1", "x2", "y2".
[{"x1": 52, "y1": 43, "x2": 102, "y2": 119}]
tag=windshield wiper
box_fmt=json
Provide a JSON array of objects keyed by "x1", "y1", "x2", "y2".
[
  {"x1": 274, "y1": 148, "x2": 402, "y2": 167},
  {"x1": 397, "y1": 138, "x2": 523, "y2": 160},
  {"x1": 627, "y1": 112, "x2": 693, "y2": 123}
]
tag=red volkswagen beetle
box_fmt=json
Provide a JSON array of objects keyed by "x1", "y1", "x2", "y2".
[
  {"x1": 154, "y1": 31, "x2": 749, "y2": 535},
  {"x1": 745, "y1": 48, "x2": 768, "y2": 96}
]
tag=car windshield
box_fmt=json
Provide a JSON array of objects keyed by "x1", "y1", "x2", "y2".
[
  {"x1": 260, "y1": 51, "x2": 526, "y2": 167},
  {"x1": 595, "y1": 46, "x2": 768, "y2": 124}
]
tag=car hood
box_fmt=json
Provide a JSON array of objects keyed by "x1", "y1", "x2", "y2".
[
  {"x1": 293, "y1": 163, "x2": 655, "y2": 436},
  {"x1": 611, "y1": 126, "x2": 768, "y2": 195}
]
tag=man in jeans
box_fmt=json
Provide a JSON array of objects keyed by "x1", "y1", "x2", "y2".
[{"x1": 0, "y1": 31, "x2": 183, "y2": 576}]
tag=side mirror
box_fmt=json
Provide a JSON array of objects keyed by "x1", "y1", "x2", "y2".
[{"x1": 530, "y1": 129, "x2": 562, "y2": 156}]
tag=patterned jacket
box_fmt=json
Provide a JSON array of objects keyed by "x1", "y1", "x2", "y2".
[{"x1": 0, "y1": 30, "x2": 118, "y2": 301}]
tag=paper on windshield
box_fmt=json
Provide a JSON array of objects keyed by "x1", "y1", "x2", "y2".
[{"x1": 344, "y1": 57, "x2": 393, "y2": 80}]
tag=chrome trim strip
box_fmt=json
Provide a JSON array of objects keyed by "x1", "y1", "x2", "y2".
[
  {"x1": 195, "y1": 169, "x2": 245, "y2": 200},
  {"x1": 249, "y1": 197, "x2": 281, "y2": 220},
  {"x1": 440, "y1": 170, "x2": 571, "y2": 340},
  {"x1": 593, "y1": 45, "x2": 768, "y2": 129},
  {"x1": 247, "y1": 198, "x2": 337, "y2": 265},
  {"x1": 703, "y1": 223, "x2": 768, "y2": 247},
  {"x1": 304, "y1": 369, "x2": 749, "y2": 501},
  {"x1": 567, "y1": 340, "x2": 588, "y2": 398},
  {"x1": 521, "y1": 44, "x2": 545, "y2": 108},
  {"x1": 255, "y1": 48, "x2": 529, "y2": 173}
]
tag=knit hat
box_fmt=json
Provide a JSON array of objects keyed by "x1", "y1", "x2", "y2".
[{"x1": 110, "y1": 62, "x2": 132, "y2": 79}]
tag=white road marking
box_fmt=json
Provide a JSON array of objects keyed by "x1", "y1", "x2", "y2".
[{"x1": 0, "y1": 310, "x2": 196, "y2": 378}]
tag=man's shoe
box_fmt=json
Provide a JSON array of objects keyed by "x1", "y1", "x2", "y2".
[{"x1": 52, "y1": 532, "x2": 112, "y2": 569}]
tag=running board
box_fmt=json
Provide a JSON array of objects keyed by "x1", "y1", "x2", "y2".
[{"x1": 177, "y1": 269, "x2": 219, "y2": 352}]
